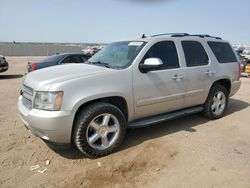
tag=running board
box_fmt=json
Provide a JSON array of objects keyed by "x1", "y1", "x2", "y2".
[{"x1": 128, "y1": 106, "x2": 203, "y2": 128}]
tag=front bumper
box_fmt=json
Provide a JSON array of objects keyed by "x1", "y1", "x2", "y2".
[
  {"x1": 18, "y1": 96, "x2": 74, "y2": 143},
  {"x1": 229, "y1": 80, "x2": 241, "y2": 97}
]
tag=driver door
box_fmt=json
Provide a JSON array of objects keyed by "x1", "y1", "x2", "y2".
[{"x1": 133, "y1": 41, "x2": 186, "y2": 119}]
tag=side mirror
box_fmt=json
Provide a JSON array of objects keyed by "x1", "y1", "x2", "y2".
[{"x1": 139, "y1": 58, "x2": 163, "y2": 73}]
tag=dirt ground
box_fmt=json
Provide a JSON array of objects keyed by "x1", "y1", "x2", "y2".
[{"x1": 0, "y1": 56, "x2": 250, "y2": 188}]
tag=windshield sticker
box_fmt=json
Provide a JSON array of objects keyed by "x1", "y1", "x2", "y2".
[{"x1": 128, "y1": 42, "x2": 143, "y2": 46}]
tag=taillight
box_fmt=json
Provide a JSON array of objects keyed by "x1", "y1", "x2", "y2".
[
  {"x1": 237, "y1": 62, "x2": 241, "y2": 80},
  {"x1": 31, "y1": 63, "x2": 36, "y2": 71}
]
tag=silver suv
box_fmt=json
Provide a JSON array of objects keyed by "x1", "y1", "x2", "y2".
[{"x1": 18, "y1": 33, "x2": 241, "y2": 157}]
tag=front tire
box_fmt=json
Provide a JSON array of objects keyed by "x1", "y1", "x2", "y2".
[
  {"x1": 73, "y1": 102, "x2": 126, "y2": 157},
  {"x1": 202, "y1": 84, "x2": 229, "y2": 120}
]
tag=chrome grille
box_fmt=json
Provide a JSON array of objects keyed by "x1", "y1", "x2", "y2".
[
  {"x1": 23, "y1": 84, "x2": 34, "y2": 96},
  {"x1": 22, "y1": 96, "x2": 32, "y2": 109},
  {"x1": 22, "y1": 84, "x2": 34, "y2": 109}
]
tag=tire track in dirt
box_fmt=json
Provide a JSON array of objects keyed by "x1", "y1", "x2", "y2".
[{"x1": 63, "y1": 142, "x2": 178, "y2": 187}]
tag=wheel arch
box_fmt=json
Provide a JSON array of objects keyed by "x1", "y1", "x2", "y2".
[
  {"x1": 70, "y1": 95, "x2": 129, "y2": 144},
  {"x1": 210, "y1": 78, "x2": 231, "y2": 94},
  {"x1": 74, "y1": 96, "x2": 129, "y2": 120}
]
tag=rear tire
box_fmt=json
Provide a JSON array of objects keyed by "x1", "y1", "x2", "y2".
[
  {"x1": 202, "y1": 84, "x2": 229, "y2": 120},
  {"x1": 73, "y1": 102, "x2": 126, "y2": 158}
]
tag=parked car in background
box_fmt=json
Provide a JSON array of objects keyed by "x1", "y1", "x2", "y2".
[
  {"x1": 82, "y1": 46, "x2": 104, "y2": 56},
  {"x1": 27, "y1": 53, "x2": 91, "y2": 72},
  {"x1": 235, "y1": 51, "x2": 249, "y2": 72},
  {"x1": 241, "y1": 50, "x2": 250, "y2": 60},
  {"x1": 0, "y1": 55, "x2": 9, "y2": 73}
]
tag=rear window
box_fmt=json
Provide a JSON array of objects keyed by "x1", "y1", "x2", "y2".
[{"x1": 208, "y1": 42, "x2": 237, "y2": 63}]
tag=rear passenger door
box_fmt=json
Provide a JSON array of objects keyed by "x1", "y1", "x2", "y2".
[
  {"x1": 133, "y1": 41, "x2": 186, "y2": 119},
  {"x1": 181, "y1": 41, "x2": 214, "y2": 107}
]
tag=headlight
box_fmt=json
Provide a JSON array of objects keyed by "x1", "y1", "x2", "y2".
[{"x1": 34, "y1": 91, "x2": 64, "y2": 111}]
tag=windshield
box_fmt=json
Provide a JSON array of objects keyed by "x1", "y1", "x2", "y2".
[
  {"x1": 41, "y1": 54, "x2": 64, "y2": 63},
  {"x1": 88, "y1": 41, "x2": 146, "y2": 69}
]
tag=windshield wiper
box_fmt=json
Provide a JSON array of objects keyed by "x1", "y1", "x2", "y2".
[{"x1": 87, "y1": 61, "x2": 111, "y2": 68}]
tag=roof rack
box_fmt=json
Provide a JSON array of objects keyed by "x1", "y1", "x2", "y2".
[
  {"x1": 148, "y1": 33, "x2": 222, "y2": 40},
  {"x1": 189, "y1": 34, "x2": 222, "y2": 40},
  {"x1": 151, "y1": 33, "x2": 189, "y2": 37}
]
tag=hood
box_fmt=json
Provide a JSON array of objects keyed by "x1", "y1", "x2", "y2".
[{"x1": 24, "y1": 63, "x2": 112, "y2": 89}]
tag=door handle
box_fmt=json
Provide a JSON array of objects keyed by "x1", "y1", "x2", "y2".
[
  {"x1": 172, "y1": 74, "x2": 184, "y2": 81},
  {"x1": 205, "y1": 70, "x2": 215, "y2": 76}
]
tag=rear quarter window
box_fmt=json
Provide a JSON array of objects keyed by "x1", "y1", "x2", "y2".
[{"x1": 208, "y1": 42, "x2": 237, "y2": 63}]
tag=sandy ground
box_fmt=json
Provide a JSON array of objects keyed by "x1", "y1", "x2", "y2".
[{"x1": 0, "y1": 56, "x2": 250, "y2": 188}]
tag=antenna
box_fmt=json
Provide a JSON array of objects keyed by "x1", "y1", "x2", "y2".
[{"x1": 141, "y1": 34, "x2": 146, "y2": 39}]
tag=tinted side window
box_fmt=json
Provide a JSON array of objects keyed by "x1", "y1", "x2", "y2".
[
  {"x1": 144, "y1": 41, "x2": 179, "y2": 69},
  {"x1": 80, "y1": 55, "x2": 89, "y2": 62},
  {"x1": 71, "y1": 56, "x2": 82, "y2": 63},
  {"x1": 61, "y1": 55, "x2": 82, "y2": 63},
  {"x1": 208, "y1": 42, "x2": 237, "y2": 63},
  {"x1": 182, "y1": 41, "x2": 209, "y2": 67},
  {"x1": 61, "y1": 56, "x2": 71, "y2": 63}
]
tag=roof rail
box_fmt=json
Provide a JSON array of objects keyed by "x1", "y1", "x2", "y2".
[
  {"x1": 151, "y1": 33, "x2": 189, "y2": 37},
  {"x1": 189, "y1": 34, "x2": 222, "y2": 40},
  {"x1": 149, "y1": 33, "x2": 222, "y2": 40}
]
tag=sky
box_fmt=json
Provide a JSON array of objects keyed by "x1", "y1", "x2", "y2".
[{"x1": 0, "y1": 0, "x2": 249, "y2": 44}]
